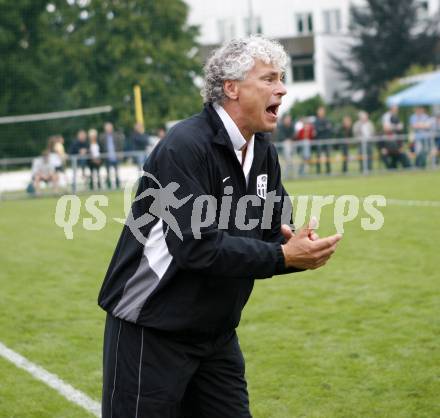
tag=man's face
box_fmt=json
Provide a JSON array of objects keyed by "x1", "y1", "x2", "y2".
[
  {"x1": 105, "y1": 123, "x2": 114, "y2": 134},
  {"x1": 234, "y1": 60, "x2": 286, "y2": 134},
  {"x1": 343, "y1": 116, "x2": 352, "y2": 127},
  {"x1": 158, "y1": 128, "x2": 166, "y2": 138},
  {"x1": 283, "y1": 115, "x2": 292, "y2": 126},
  {"x1": 78, "y1": 131, "x2": 86, "y2": 141}
]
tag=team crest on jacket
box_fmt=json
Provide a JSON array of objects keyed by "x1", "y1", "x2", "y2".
[{"x1": 256, "y1": 174, "x2": 267, "y2": 200}]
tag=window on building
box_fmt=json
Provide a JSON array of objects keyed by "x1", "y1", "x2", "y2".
[
  {"x1": 295, "y1": 13, "x2": 313, "y2": 35},
  {"x1": 244, "y1": 16, "x2": 263, "y2": 36},
  {"x1": 323, "y1": 9, "x2": 341, "y2": 33},
  {"x1": 217, "y1": 18, "x2": 236, "y2": 43},
  {"x1": 307, "y1": 14, "x2": 313, "y2": 33},
  {"x1": 291, "y1": 54, "x2": 315, "y2": 82}
]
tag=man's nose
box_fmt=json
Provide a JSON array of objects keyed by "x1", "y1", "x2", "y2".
[{"x1": 275, "y1": 80, "x2": 287, "y2": 96}]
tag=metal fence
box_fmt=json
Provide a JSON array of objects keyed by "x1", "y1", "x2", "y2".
[
  {"x1": 274, "y1": 134, "x2": 439, "y2": 179},
  {"x1": 0, "y1": 134, "x2": 439, "y2": 200},
  {"x1": 0, "y1": 151, "x2": 147, "y2": 200}
]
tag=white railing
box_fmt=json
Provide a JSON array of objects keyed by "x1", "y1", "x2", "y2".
[{"x1": 0, "y1": 134, "x2": 439, "y2": 199}]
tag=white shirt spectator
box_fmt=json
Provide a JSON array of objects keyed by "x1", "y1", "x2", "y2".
[
  {"x1": 32, "y1": 156, "x2": 56, "y2": 177},
  {"x1": 90, "y1": 142, "x2": 100, "y2": 159}
]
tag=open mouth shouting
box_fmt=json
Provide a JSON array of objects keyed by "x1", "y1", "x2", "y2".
[{"x1": 265, "y1": 103, "x2": 280, "y2": 121}]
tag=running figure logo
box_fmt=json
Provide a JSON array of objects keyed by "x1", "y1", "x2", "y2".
[{"x1": 125, "y1": 172, "x2": 193, "y2": 245}]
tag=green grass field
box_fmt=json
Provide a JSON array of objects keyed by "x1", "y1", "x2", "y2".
[{"x1": 0, "y1": 171, "x2": 439, "y2": 418}]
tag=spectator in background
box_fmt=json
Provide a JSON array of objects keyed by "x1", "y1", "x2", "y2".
[
  {"x1": 432, "y1": 113, "x2": 440, "y2": 164},
  {"x1": 31, "y1": 150, "x2": 59, "y2": 194},
  {"x1": 88, "y1": 129, "x2": 102, "y2": 190},
  {"x1": 157, "y1": 126, "x2": 167, "y2": 141},
  {"x1": 275, "y1": 114, "x2": 295, "y2": 177},
  {"x1": 99, "y1": 122, "x2": 124, "y2": 189},
  {"x1": 69, "y1": 130, "x2": 89, "y2": 179},
  {"x1": 295, "y1": 117, "x2": 314, "y2": 176},
  {"x1": 313, "y1": 106, "x2": 333, "y2": 175},
  {"x1": 153, "y1": 126, "x2": 166, "y2": 151},
  {"x1": 336, "y1": 115, "x2": 353, "y2": 174},
  {"x1": 130, "y1": 122, "x2": 150, "y2": 170},
  {"x1": 49, "y1": 135, "x2": 67, "y2": 173},
  {"x1": 144, "y1": 127, "x2": 166, "y2": 157},
  {"x1": 409, "y1": 107, "x2": 432, "y2": 168},
  {"x1": 48, "y1": 135, "x2": 63, "y2": 173},
  {"x1": 381, "y1": 106, "x2": 410, "y2": 170},
  {"x1": 353, "y1": 111, "x2": 375, "y2": 172}
]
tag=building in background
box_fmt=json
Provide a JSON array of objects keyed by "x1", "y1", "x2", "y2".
[{"x1": 185, "y1": 0, "x2": 440, "y2": 114}]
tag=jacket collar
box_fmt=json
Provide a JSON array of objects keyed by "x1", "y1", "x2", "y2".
[
  {"x1": 203, "y1": 103, "x2": 270, "y2": 151},
  {"x1": 213, "y1": 103, "x2": 250, "y2": 151}
]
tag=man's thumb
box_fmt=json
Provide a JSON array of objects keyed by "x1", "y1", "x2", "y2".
[{"x1": 299, "y1": 216, "x2": 318, "y2": 237}]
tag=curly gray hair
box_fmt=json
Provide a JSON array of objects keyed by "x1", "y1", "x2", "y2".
[{"x1": 202, "y1": 35, "x2": 288, "y2": 104}]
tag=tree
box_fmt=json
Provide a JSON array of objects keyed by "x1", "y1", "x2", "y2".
[
  {"x1": 0, "y1": 0, "x2": 64, "y2": 157},
  {"x1": 289, "y1": 95, "x2": 324, "y2": 120},
  {"x1": 43, "y1": 0, "x2": 202, "y2": 129},
  {"x1": 0, "y1": 0, "x2": 202, "y2": 157},
  {"x1": 333, "y1": 0, "x2": 440, "y2": 111}
]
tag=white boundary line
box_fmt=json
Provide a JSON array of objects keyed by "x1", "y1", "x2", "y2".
[
  {"x1": 385, "y1": 198, "x2": 440, "y2": 207},
  {"x1": 0, "y1": 341, "x2": 101, "y2": 417},
  {"x1": 303, "y1": 195, "x2": 440, "y2": 208}
]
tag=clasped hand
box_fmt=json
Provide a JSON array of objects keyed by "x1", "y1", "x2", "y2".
[{"x1": 281, "y1": 217, "x2": 342, "y2": 270}]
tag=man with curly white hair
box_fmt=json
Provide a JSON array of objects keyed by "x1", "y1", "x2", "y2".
[
  {"x1": 202, "y1": 36, "x2": 288, "y2": 134},
  {"x1": 99, "y1": 35, "x2": 341, "y2": 418}
]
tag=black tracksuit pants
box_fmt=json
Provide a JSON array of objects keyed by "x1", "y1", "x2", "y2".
[{"x1": 102, "y1": 314, "x2": 252, "y2": 418}]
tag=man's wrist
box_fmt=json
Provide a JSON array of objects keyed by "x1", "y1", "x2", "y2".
[{"x1": 278, "y1": 244, "x2": 288, "y2": 271}]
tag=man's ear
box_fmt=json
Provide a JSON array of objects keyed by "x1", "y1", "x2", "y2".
[{"x1": 223, "y1": 80, "x2": 239, "y2": 101}]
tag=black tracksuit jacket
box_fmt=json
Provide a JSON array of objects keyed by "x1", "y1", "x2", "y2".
[{"x1": 98, "y1": 103, "x2": 296, "y2": 339}]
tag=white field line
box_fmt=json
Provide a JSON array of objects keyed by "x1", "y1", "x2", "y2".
[
  {"x1": 303, "y1": 195, "x2": 440, "y2": 208},
  {"x1": 0, "y1": 341, "x2": 101, "y2": 417},
  {"x1": 385, "y1": 198, "x2": 440, "y2": 207}
]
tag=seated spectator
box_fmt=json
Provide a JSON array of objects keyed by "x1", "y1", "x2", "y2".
[{"x1": 31, "y1": 150, "x2": 59, "y2": 194}]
